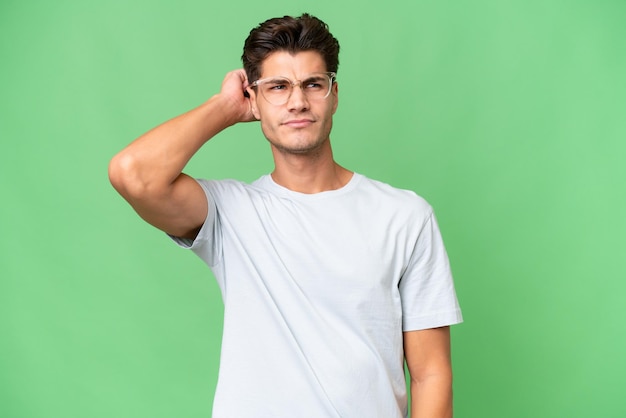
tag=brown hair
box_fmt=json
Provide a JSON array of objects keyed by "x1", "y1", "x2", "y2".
[{"x1": 242, "y1": 13, "x2": 340, "y2": 83}]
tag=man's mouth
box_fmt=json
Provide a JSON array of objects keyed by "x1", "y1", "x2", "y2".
[{"x1": 282, "y1": 119, "x2": 314, "y2": 128}]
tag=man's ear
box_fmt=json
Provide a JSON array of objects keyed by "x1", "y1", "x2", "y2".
[
  {"x1": 331, "y1": 82, "x2": 339, "y2": 114},
  {"x1": 246, "y1": 87, "x2": 261, "y2": 120}
]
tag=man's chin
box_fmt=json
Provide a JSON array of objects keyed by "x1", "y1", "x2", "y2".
[{"x1": 269, "y1": 138, "x2": 328, "y2": 155}]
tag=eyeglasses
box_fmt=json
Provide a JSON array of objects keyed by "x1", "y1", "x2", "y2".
[{"x1": 251, "y1": 72, "x2": 336, "y2": 106}]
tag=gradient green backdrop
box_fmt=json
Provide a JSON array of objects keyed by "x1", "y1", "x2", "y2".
[{"x1": 1, "y1": 1, "x2": 625, "y2": 417}]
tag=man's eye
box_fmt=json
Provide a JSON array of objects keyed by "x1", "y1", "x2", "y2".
[
  {"x1": 305, "y1": 81, "x2": 323, "y2": 89},
  {"x1": 268, "y1": 83, "x2": 289, "y2": 91}
]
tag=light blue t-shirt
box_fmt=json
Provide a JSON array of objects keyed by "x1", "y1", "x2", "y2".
[{"x1": 172, "y1": 173, "x2": 462, "y2": 418}]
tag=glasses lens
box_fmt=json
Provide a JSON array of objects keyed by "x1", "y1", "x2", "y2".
[
  {"x1": 260, "y1": 77, "x2": 292, "y2": 105},
  {"x1": 259, "y1": 73, "x2": 333, "y2": 105},
  {"x1": 301, "y1": 74, "x2": 332, "y2": 100}
]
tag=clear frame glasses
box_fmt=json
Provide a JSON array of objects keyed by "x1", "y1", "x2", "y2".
[{"x1": 251, "y1": 72, "x2": 336, "y2": 106}]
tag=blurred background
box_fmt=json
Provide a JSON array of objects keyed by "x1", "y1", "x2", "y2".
[{"x1": 1, "y1": 1, "x2": 625, "y2": 417}]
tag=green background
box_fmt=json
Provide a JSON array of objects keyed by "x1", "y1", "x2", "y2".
[{"x1": 1, "y1": 1, "x2": 625, "y2": 417}]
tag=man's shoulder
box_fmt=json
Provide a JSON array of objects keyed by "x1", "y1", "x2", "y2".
[
  {"x1": 196, "y1": 176, "x2": 269, "y2": 194},
  {"x1": 356, "y1": 174, "x2": 432, "y2": 213}
]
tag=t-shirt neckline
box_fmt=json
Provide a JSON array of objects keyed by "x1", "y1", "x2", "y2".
[{"x1": 257, "y1": 172, "x2": 362, "y2": 201}]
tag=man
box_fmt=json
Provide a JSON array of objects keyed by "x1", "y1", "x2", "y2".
[{"x1": 109, "y1": 13, "x2": 462, "y2": 418}]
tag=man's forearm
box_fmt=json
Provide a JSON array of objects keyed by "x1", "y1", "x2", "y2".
[
  {"x1": 109, "y1": 95, "x2": 238, "y2": 194},
  {"x1": 108, "y1": 69, "x2": 254, "y2": 238},
  {"x1": 410, "y1": 374, "x2": 453, "y2": 418}
]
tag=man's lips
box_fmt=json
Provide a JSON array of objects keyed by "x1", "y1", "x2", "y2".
[{"x1": 282, "y1": 119, "x2": 314, "y2": 128}]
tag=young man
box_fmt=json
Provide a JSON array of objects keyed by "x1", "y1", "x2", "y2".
[{"x1": 109, "y1": 14, "x2": 462, "y2": 418}]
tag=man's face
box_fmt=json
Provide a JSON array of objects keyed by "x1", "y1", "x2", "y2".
[{"x1": 248, "y1": 51, "x2": 338, "y2": 155}]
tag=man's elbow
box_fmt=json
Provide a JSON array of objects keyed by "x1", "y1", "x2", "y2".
[
  {"x1": 109, "y1": 152, "x2": 133, "y2": 195},
  {"x1": 108, "y1": 152, "x2": 157, "y2": 201},
  {"x1": 411, "y1": 366, "x2": 453, "y2": 387}
]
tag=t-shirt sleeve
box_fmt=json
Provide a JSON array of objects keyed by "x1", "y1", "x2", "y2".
[
  {"x1": 168, "y1": 179, "x2": 223, "y2": 268},
  {"x1": 399, "y1": 210, "x2": 463, "y2": 331}
]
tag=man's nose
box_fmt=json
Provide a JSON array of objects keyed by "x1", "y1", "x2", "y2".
[{"x1": 286, "y1": 83, "x2": 309, "y2": 110}]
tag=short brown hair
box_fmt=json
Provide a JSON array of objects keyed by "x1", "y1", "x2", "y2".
[{"x1": 242, "y1": 13, "x2": 340, "y2": 83}]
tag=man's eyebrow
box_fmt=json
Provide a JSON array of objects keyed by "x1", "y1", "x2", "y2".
[
  {"x1": 261, "y1": 74, "x2": 325, "y2": 82},
  {"x1": 261, "y1": 76, "x2": 289, "y2": 83}
]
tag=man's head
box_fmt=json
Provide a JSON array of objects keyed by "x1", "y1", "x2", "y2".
[
  {"x1": 241, "y1": 14, "x2": 341, "y2": 157},
  {"x1": 242, "y1": 13, "x2": 340, "y2": 83}
]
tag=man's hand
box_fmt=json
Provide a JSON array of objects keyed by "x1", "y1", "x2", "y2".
[{"x1": 217, "y1": 69, "x2": 257, "y2": 125}]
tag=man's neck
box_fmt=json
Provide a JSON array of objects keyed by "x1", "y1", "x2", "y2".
[{"x1": 270, "y1": 143, "x2": 353, "y2": 194}]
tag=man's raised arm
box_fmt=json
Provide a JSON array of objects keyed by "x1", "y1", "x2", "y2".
[{"x1": 108, "y1": 69, "x2": 255, "y2": 239}]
